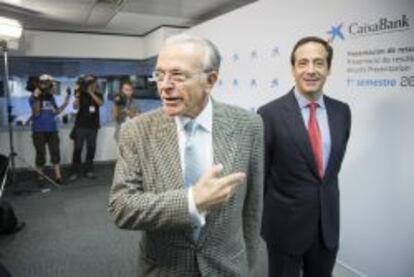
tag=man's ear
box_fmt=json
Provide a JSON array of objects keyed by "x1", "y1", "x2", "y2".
[{"x1": 206, "y1": 71, "x2": 218, "y2": 89}]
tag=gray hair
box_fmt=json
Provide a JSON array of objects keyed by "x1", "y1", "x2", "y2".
[{"x1": 163, "y1": 33, "x2": 221, "y2": 72}]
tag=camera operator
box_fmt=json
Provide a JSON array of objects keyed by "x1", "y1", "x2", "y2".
[
  {"x1": 112, "y1": 80, "x2": 140, "y2": 142},
  {"x1": 28, "y1": 74, "x2": 70, "y2": 185},
  {"x1": 69, "y1": 75, "x2": 103, "y2": 181}
]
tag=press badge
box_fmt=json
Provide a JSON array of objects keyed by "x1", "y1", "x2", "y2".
[{"x1": 89, "y1": 106, "x2": 96, "y2": 113}]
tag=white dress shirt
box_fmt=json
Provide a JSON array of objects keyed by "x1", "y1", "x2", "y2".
[{"x1": 175, "y1": 97, "x2": 213, "y2": 227}]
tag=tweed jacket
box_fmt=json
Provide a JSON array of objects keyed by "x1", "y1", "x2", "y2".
[{"x1": 108, "y1": 100, "x2": 264, "y2": 277}]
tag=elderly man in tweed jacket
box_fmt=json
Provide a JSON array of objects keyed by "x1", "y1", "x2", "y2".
[{"x1": 108, "y1": 34, "x2": 264, "y2": 277}]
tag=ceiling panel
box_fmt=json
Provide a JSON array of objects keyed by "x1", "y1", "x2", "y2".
[
  {"x1": 106, "y1": 12, "x2": 191, "y2": 35},
  {"x1": 0, "y1": 0, "x2": 257, "y2": 36}
]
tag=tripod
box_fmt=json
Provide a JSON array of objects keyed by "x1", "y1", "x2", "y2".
[
  {"x1": 0, "y1": 154, "x2": 10, "y2": 198},
  {"x1": 1, "y1": 40, "x2": 16, "y2": 183},
  {"x1": 1, "y1": 40, "x2": 60, "y2": 191}
]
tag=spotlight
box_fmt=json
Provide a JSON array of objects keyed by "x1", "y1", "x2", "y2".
[{"x1": 0, "y1": 16, "x2": 22, "y2": 42}]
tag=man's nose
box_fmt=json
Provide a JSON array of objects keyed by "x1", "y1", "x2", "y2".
[
  {"x1": 157, "y1": 76, "x2": 175, "y2": 89},
  {"x1": 305, "y1": 63, "x2": 317, "y2": 74},
  {"x1": 158, "y1": 82, "x2": 174, "y2": 97}
]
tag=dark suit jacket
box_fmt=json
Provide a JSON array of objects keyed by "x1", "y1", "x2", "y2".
[{"x1": 258, "y1": 89, "x2": 351, "y2": 255}]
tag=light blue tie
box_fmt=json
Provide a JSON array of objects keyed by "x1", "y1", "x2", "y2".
[
  {"x1": 183, "y1": 120, "x2": 203, "y2": 241},
  {"x1": 184, "y1": 120, "x2": 203, "y2": 188}
]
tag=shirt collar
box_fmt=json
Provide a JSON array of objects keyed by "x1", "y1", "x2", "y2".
[
  {"x1": 294, "y1": 87, "x2": 326, "y2": 110},
  {"x1": 175, "y1": 97, "x2": 213, "y2": 133}
]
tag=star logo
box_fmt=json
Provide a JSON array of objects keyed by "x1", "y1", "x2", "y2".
[
  {"x1": 327, "y1": 23, "x2": 345, "y2": 42},
  {"x1": 232, "y1": 53, "x2": 239, "y2": 62},
  {"x1": 250, "y1": 79, "x2": 257, "y2": 88},
  {"x1": 272, "y1": 47, "x2": 279, "y2": 56},
  {"x1": 251, "y1": 50, "x2": 258, "y2": 59},
  {"x1": 270, "y1": 78, "x2": 279, "y2": 88}
]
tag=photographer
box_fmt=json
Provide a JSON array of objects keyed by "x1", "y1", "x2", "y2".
[
  {"x1": 28, "y1": 74, "x2": 70, "y2": 185},
  {"x1": 69, "y1": 75, "x2": 103, "y2": 181},
  {"x1": 112, "y1": 80, "x2": 140, "y2": 142}
]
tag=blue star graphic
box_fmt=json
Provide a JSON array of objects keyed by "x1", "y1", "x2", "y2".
[
  {"x1": 232, "y1": 53, "x2": 239, "y2": 62},
  {"x1": 250, "y1": 79, "x2": 257, "y2": 87},
  {"x1": 270, "y1": 78, "x2": 279, "y2": 88},
  {"x1": 251, "y1": 50, "x2": 258, "y2": 59},
  {"x1": 327, "y1": 23, "x2": 344, "y2": 42}
]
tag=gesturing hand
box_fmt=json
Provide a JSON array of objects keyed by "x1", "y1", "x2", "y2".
[{"x1": 192, "y1": 164, "x2": 246, "y2": 213}]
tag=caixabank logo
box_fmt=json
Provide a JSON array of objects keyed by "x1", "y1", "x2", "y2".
[{"x1": 328, "y1": 14, "x2": 410, "y2": 42}]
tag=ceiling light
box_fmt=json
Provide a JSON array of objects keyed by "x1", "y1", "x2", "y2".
[{"x1": 0, "y1": 16, "x2": 23, "y2": 41}]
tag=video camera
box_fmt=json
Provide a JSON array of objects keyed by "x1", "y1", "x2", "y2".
[
  {"x1": 77, "y1": 75, "x2": 97, "y2": 93},
  {"x1": 26, "y1": 75, "x2": 55, "y2": 99},
  {"x1": 113, "y1": 94, "x2": 126, "y2": 106},
  {"x1": 25, "y1": 76, "x2": 40, "y2": 93}
]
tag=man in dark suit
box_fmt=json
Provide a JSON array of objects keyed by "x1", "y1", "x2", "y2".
[{"x1": 258, "y1": 36, "x2": 351, "y2": 277}]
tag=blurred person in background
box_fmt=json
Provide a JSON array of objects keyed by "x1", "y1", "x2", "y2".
[
  {"x1": 112, "y1": 80, "x2": 140, "y2": 142},
  {"x1": 69, "y1": 75, "x2": 103, "y2": 181},
  {"x1": 28, "y1": 74, "x2": 70, "y2": 185}
]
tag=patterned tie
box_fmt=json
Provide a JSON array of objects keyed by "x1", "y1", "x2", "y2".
[
  {"x1": 183, "y1": 120, "x2": 203, "y2": 240},
  {"x1": 308, "y1": 102, "x2": 324, "y2": 178}
]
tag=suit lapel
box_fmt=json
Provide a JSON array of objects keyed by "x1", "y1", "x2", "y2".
[
  {"x1": 153, "y1": 112, "x2": 184, "y2": 190},
  {"x1": 323, "y1": 97, "x2": 339, "y2": 182},
  {"x1": 197, "y1": 100, "x2": 237, "y2": 246},
  {"x1": 212, "y1": 102, "x2": 237, "y2": 176},
  {"x1": 282, "y1": 90, "x2": 320, "y2": 179}
]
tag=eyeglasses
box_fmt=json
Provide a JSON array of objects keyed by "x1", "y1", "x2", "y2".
[{"x1": 151, "y1": 69, "x2": 210, "y2": 83}]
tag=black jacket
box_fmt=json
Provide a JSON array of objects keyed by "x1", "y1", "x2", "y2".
[{"x1": 258, "y1": 89, "x2": 351, "y2": 255}]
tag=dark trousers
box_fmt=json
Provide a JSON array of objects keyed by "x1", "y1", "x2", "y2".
[
  {"x1": 32, "y1": 132, "x2": 60, "y2": 166},
  {"x1": 71, "y1": 127, "x2": 98, "y2": 174},
  {"x1": 267, "y1": 232, "x2": 338, "y2": 277}
]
